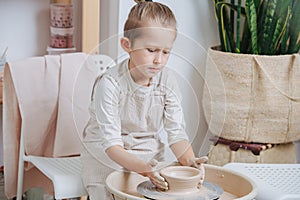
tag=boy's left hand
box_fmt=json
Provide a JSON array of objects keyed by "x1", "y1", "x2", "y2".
[{"x1": 188, "y1": 156, "x2": 208, "y2": 185}]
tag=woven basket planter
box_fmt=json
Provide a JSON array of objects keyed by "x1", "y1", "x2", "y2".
[{"x1": 202, "y1": 46, "x2": 300, "y2": 144}]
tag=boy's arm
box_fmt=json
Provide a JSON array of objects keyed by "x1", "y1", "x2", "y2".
[
  {"x1": 170, "y1": 139, "x2": 195, "y2": 166},
  {"x1": 170, "y1": 139, "x2": 208, "y2": 185},
  {"x1": 106, "y1": 145, "x2": 152, "y2": 174}
]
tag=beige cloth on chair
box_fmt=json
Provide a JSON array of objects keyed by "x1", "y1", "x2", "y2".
[
  {"x1": 53, "y1": 53, "x2": 88, "y2": 157},
  {"x1": 3, "y1": 53, "x2": 88, "y2": 199}
]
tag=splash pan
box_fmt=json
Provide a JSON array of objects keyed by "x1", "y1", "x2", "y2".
[{"x1": 106, "y1": 164, "x2": 257, "y2": 200}]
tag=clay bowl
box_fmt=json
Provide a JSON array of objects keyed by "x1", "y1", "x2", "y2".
[{"x1": 160, "y1": 166, "x2": 201, "y2": 193}]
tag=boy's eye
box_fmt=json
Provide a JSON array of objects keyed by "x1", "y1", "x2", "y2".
[
  {"x1": 146, "y1": 48, "x2": 170, "y2": 54},
  {"x1": 147, "y1": 48, "x2": 156, "y2": 53}
]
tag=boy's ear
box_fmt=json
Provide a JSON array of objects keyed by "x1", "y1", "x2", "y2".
[{"x1": 120, "y1": 37, "x2": 132, "y2": 52}]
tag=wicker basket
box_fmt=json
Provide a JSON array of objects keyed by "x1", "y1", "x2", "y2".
[{"x1": 202, "y1": 46, "x2": 300, "y2": 144}]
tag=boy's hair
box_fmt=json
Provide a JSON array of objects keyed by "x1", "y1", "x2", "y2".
[{"x1": 124, "y1": 1, "x2": 177, "y2": 43}]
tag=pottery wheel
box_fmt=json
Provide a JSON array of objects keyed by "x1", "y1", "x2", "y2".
[{"x1": 137, "y1": 181, "x2": 223, "y2": 200}]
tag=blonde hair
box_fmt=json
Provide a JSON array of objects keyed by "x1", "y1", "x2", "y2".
[{"x1": 124, "y1": 1, "x2": 177, "y2": 42}]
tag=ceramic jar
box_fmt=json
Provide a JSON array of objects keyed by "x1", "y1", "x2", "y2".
[
  {"x1": 49, "y1": 3, "x2": 74, "y2": 51},
  {"x1": 50, "y1": 3, "x2": 73, "y2": 28}
]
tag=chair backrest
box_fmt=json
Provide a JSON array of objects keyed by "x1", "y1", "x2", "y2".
[
  {"x1": 64, "y1": 54, "x2": 116, "y2": 156},
  {"x1": 53, "y1": 54, "x2": 116, "y2": 156},
  {"x1": 55, "y1": 55, "x2": 115, "y2": 155},
  {"x1": 86, "y1": 54, "x2": 116, "y2": 75}
]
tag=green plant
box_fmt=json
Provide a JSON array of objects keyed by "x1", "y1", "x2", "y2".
[{"x1": 213, "y1": 0, "x2": 300, "y2": 55}]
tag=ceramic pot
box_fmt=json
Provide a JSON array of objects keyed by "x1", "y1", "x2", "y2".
[
  {"x1": 50, "y1": 27, "x2": 74, "y2": 48},
  {"x1": 160, "y1": 166, "x2": 201, "y2": 193},
  {"x1": 50, "y1": 3, "x2": 73, "y2": 28}
]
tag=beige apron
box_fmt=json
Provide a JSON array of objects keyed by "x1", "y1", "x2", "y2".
[{"x1": 81, "y1": 68, "x2": 166, "y2": 186}]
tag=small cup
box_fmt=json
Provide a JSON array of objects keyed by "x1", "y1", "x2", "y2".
[
  {"x1": 50, "y1": 27, "x2": 74, "y2": 48},
  {"x1": 50, "y1": 3, "x2": 73, "y2": 28},
  {"x1": 51, "y1": 34, "x2": 73, "y2": 48},
  {"x1": 160, "y1": 166, "x2": 201, "y2": 193}
]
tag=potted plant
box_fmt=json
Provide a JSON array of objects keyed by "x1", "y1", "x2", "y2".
[
  {"x1": 202, "y1": 0, "x2": 300, "y2": 164},
  {"x1": 213, "y1": 0, "x2": 299, "y2": 54}
]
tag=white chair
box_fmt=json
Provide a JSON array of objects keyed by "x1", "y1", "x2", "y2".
[
  {"x1": 17, "y1": 135, "x2": 87, "y2": 200},
  {"x1": 224, "y1": 162, "x2": 300, "y2": 200},
  {"x1": 15, "y1": 54, "x2": 115, "y2": 200}
]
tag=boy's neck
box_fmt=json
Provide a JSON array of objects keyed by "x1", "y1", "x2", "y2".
[{"x1": 130, "y1": 71, "x2": 151, "y2": 86}]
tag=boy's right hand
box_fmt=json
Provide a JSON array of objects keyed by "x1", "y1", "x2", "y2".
[
  {"x1": 149, "y1": 172, "x2": 169, "y2": 190},
  {"x1": 147, "y1": 159, "x2": 168, "y2": 190}
]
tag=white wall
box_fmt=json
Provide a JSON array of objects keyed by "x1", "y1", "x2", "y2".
[
  {"x1": 0, "y1": 0, "x2": 49, "y2": 61},
  {"x1": 99, "y1": 0, "x2": 119, "y2": 59},
  {"x1": 117, "y1": 0, "x2": 220, "y2": 157},
  {"x1": 0, "y1": 0, "x2": 82, "y2": 62}
]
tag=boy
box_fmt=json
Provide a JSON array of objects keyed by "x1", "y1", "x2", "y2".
[{"x1": 81, "y1": 1, "x2": 207, "y2": 199}]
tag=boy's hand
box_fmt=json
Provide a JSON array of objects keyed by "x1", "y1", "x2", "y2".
[
  {"x1": 188, "y1": 156, "x2": 208, "y2": 185},
  {"x1": 148, "y1": 159, "x2": 168, "y2": 190},
  {"x1": 149, "y1": 172, "x2": 168, "y2": 190}
]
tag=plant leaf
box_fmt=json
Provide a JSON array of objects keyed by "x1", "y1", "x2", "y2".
[
  {"x1": 215, "y1": 1, "x2": 235, "y2": 52},
  {"x1": 260, "y1": 0, "x2": 277, "y2": 54},
  {"x1": 241, "y1": 18, "x2": 251, "y2": 53},
  {"x1": 214, "y1": 0, "x2": 226, "y2": 51},
  {"x1": 245, "y1": 0, "x2": 258, "y2": 54},
  {"x1": 236, "y1": 0, "x2": 242, "y2": 52},
  {"x1": 271, "y1": 0, "x2": 292, "y2": 54},
  {"x1": 287, "y1": 0, "x2": 300, "y2": 53}
]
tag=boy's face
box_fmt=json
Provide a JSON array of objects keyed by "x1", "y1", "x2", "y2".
[{"x1": 126, "y1": 26, "x2": 176, "y2": 82}]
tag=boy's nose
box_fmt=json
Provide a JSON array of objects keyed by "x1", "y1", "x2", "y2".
[{"x1": 153, "y1": 52, "x2": 162, "y2": 64}]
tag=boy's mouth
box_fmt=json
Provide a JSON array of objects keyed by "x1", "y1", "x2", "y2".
[
  {"x1": 148, "y1": 67, "x2": 161, "y2": 73},
  {"x1": 149, "y1": 67, "x2": 160, "y2": 70}
]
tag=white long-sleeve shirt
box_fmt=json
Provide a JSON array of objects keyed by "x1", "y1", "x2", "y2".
[{"x1": 81, "y1": 58, "x2": 189, "y2": 184}]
